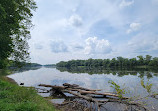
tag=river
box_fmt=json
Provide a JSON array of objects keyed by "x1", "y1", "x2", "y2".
[
  {"x1": 7, "y1": 67, "x2": 158, "y2": 110},
  {"x1": 8, "y1": 67, "x2": 158, "y2": 96}
]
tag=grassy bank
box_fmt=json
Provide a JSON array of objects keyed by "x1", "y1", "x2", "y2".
[{"x1": 0, "y1": 79, "x2": 57, "y2": 111}]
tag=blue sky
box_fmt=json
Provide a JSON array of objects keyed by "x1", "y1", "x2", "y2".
[{"x1": 29, "y1": 0, "x2": 158, "y2": 64}]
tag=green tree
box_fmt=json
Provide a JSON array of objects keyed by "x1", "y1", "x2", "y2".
[
  {"x1": 117, "y1": 56, "x2": 124, "y2": 67},
  {"x1": 0, "y1": 0, "x2": 37, "y2": 68},
  {"x1": 56, "y1": 55, "x2": 158, "y2": 68},
  {"x1": 102, "y1": 59, "x2": 110, "y2": 67},
  {"x1": 110, "y1": 58, "x2": 117, "y2": 67},
  {"x1": 123, "y1": 58, "x2": 129, "y2": 67},
  {"x1": 137, "y1": 55, "x2": 144, "y2": 65},
  {"x1": 145, "y1": 55, "x2": 152, "y2": 65},
  {"x1": 129, "y1": 58, "x2": 137, "y2": 67},
  {"x1": 149, "y1": 57, "x2": 158, "y2": 66}
]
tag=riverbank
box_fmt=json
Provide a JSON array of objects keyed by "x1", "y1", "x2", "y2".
[{"x1": 0, "y1": 78, "x2": 57, "y2": 111}]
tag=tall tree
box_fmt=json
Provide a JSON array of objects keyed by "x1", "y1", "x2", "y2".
[
  {"x1": 0, "y1": 0, "x2": 37, "y2": 68},
  {"x1": 145, "y1": 55, "x2": 152, "y2": 65},
  {"x1": 137, "y1": 55, "x2": 144, "y2": 65}
]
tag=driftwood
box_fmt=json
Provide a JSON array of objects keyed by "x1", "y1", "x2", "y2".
[
  {"x1": 64, "y1": 90, "x2": 96, "y2": 102},
  {"x1": 79, "y1": 90, "x2": 129, "y2": 99},
  {"x1": 38, "y1": 83, "x2": 127, "y2": 99},
  {"x1": 63, "y1": 83, "x2": 101, "y2": 91},
  {"x1": 39, "y1": 84, "x2": 65, "y2": 89},
  {"x1": 38, "y1": 83, "x2": 149, "y2": 111}
]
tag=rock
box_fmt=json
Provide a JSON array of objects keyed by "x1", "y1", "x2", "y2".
[{"x1": 20, "y1": 83, "x2": 24, "y2": 85}]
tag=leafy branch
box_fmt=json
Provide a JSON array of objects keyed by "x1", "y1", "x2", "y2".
[{"x1": 108, "y1": 80, "x2": 127, "y2": 99}]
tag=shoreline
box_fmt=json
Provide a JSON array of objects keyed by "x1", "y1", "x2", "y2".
[
  {"x1": 0, "y1": 73, "x2": 57, "y2": 111},
  {"x1": 2, "y1": 76, "x2": 18, "y2": 85}
]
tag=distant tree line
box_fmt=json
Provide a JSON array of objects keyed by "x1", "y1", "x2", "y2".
[
  {"x1": 9, "y1": 60, "x2": 42, "y2": 68},
  {"x1": 56, "y1": 55, "x2": 158, "y2": 68},
  {"x1": 43, "y1": 64, "x2": 56, "y2": 67}
]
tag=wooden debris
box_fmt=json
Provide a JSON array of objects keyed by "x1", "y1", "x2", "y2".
[
  {"x1": 64, "y1": 90, "x2": 96, "y2": 102},
  {"x1": 63, "y1": 83, "x2": 79, "y2": 87},
  {"x1": 79, "y1": 90, "x2": 129, "y2": 99},
  {"x1": 38, "y1": 83, "x2": 124, "y2": 99},
  {"x1": 39, "y1": 84, "x2": 65, "y2": 89},
  {"x1": 38, "y1": 83, "x2": 148, "y2": 111},
  {"x1": 63, "y1": 83, "x2": 101, "y2": 91}
]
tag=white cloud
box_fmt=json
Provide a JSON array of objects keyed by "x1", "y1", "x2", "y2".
[
  {"x1": 50, "y1": 40, "x2": 68, "y2": 53},
  {"x1": 67, "y1": 14, "x2": 83, "y2": 27},
  {"x1": 29, "y1": 0, "x2": 158, "y2": 64},
  {"x1": 120, "y1": 0, "x2": 134, "y2": 8},
  {"x1": 127, "y1": 22, "x2": 141, "y2": 34},
  {"x1": 128, "y1": 34, "x2": 158, "y2": 52},
  {"x1": 84, "y1": 37, "x2": 112, "y2": 55}
]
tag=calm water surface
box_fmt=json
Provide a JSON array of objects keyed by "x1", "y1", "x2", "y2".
[{"x1": 8, "y1": 67, "x2": 158, "y2": 98}]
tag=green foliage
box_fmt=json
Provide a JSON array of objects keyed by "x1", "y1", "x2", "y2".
[
  {"x1": 9, "y1": 61, "x2": 42, "y2": 68},
  {"x1": 0, "y1": 0, "x2": 37, "y2": 68},
  {"x1": 56, "y1": 55, "x2": 158, "y2": 68},
  {"x1": 0, "y1": 80, "x2": 56, "y2": 111},
  {"x1": 141, "y1": 79, "x2": 153, "y2": 94},
  {"x1": 137, "y1": 55, "x2": 144, "y2": 65},
  {"x1": 149, "y1": 57, "x2": 158, "y2": 66},
  {"x1": 108, "y1": 80, "x2": 127, "y2": 99},
  {"x1": 0, "y1": 59, "x2": 9, "y2": 68}
]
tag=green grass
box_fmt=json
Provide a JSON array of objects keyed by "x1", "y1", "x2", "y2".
[{"x1": 0, "y1": 80, "x2": 57, "y2": 111}]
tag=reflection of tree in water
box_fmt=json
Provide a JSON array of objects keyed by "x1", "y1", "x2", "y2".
[
  {"x1": 154, "y1": 73, "x2": 158, "y2": 77},
  {"x1": 138, "y1": 72, "x2": 146, "y2": 78},
  {"x1": 57, "y1": 67, "x2": 157, "y2": 78},
  {"x1": 138, "y1": 71, "x2": 153, "y2": 79},
  {"x1": 10, "y1": 66, "x2": 42, "y2": 74},
  {"x1": 112, "y1": 71, "x2": 117, "y2": 75},
  {"x1": 0, "y1": 67, "x2": 42, "y2": 78},
  {"x1": 117, "y1": 71, "x2": 130, "y2": 77},
  {"x1": 146, "y1": 72, "x2": 153, "y2": 79}
]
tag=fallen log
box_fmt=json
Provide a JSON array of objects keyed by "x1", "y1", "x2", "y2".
[
  {"x1": 39, "y1": 84, "x2": 65, "y2": 89},
  {"x1": 39, "y1": 84, "x2": 67, "y2": 97},
  {"x1": 63, "y1": 83, "x2": 79, "y2": 87},
  {"x1": 63, "y1": 90, "x2": 114, "y2": 103},
  {"x1": 63, "y1": 83, "x2": 101, "y2": 91},
  {"x1": 39, "y1": 83, "x2": 101, "y2": 92},
  {"x1": 38, "y1": 83, "x2": 128, "y2": 99},
  {"x1": 80, "y1": 90, "x2": 129, "y2": 99},
  {"x1": 64, "y1": 90, "x2": 97, "y2": 102},
  {"x1": 44, "y1": 95, "x2": 109, "y2": 99}
]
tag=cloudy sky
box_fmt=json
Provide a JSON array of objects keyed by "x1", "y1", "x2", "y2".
[{"x1": 29, "y1": 0, "x2": 158, "y2": 64}]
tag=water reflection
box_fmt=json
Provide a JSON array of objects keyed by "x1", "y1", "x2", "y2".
[
  {"x1": 10, "y1": 66, "x2": 42, "y2": 73},
  {"x1": 7, "y1": 67, "x2": 158, "y2": 98},
  {"x1": 57, "y1": 67, "x2": 158, "y2": 79},
  {"x1": 5, "y1": 67, "x2": 158, "y2": 110}
]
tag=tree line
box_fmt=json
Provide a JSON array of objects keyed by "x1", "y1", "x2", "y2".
[{"x1": 56, "y1": 55, "x2": 158, "y2": 68}]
